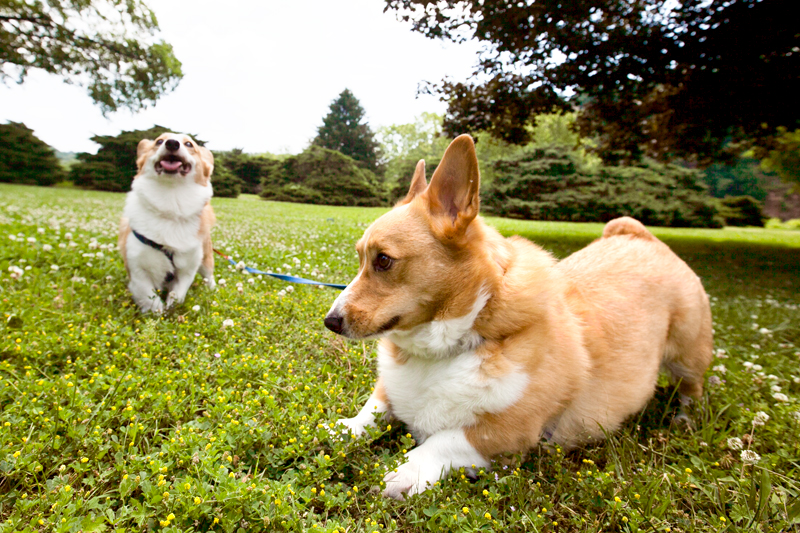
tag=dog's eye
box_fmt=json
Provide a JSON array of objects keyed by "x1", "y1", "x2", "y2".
[
  {"x1": 155, "y1": 139, "x2": 163, "y2": 145},
  {"x1": 374, "y1": 253, "x2": 393, "y2": 272},
  {"x1": 185, "y1": 141, "x2": 193, "y2": 148}
]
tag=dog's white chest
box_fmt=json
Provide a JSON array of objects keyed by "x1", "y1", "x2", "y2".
[{"x1": 378, "y1": 345, "x2": 528, "y2": 440}]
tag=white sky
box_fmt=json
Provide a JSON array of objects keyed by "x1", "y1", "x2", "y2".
[{"x1": 0, "y1": 0, "x2": 482, "y2": 154}]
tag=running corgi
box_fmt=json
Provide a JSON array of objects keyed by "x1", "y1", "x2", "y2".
[{"x1": 325, "y1": 135, "x2": 713, "y2": 499}]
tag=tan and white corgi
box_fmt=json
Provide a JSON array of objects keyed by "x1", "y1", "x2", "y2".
[
  {"x1": 325, "y1": 135, "x2": 713, "y2": 499},
  {"x1": 119, "y1": 133, "x2": 216, "y2": 313}
]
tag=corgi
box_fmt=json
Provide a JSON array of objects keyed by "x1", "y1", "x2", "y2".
[
  {"x1": 119, "y1": 133, "x2": 216, "y2": 313},
  {"x1": 324, "y1": 135, "x2": 713, "y2": 500}
]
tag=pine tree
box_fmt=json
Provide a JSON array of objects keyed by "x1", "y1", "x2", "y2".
[
  {"x1": 313, "y1": 89, "x2": 382, "y2": 175},
  {"x1": 0, "y1": 122, "x2": 64, "y2": 186}
]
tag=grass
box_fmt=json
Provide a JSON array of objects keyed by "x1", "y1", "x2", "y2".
[{"x1": 1, "y1": 183, "x2": 798, "y2": 532}]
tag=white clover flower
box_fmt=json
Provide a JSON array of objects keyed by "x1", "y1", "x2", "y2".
[
  {"x1": 58, "y1": 243, "x2": 66, "y2": 249},
  {"x1": 236, "y1": 261, "x2": 246, "y2": 271},
  {"x1": 286, "y1": 286, "x2": 294, "y2": 293},
  {"x1": 772, "y1": 392, "x2": 789, "y2": 402},
  {"x1": 759, "y1": 327, "x2": 772, "y2": 335},
  {"x1": 708, "y1": 375, "x2": 722, "y2": 387},
  {"x1": 771, "y1": 385, "x2": 782, "y2": 393},
  {"x1": 50, "y1": 265, "x2": 59, "y2": 271},
  {"x1": 37, "y1": 228, "x2": 45, "y2": 234},
  {"x1": 8, "y1": 235, "x2": 16, "y2": 241},
  {"x1": 713, "y1": 365, "x2": 727, "y2": 375},
  {"x1": 64, "y1": 232, "x2": 72, "y2": 240},
  {"x1": 293, "y1": 257, "x2": 301, "y2": 264},
  {"x1": 753, "y1": 364, "x2": 763, "y2": 372},
  {"x1": 192, "y1": 305, "x2": 200, "y2": 312},
  {"x1": 95, "y1": 252, "x2": 104, "y2": 259},
  {"x1": 727, "y1": 437, "x2": 743, "y2": 450},
  {"x1": 8, "y1": 266, "x2": 23, "y2": 280},
  {"x1": 790, "y1": 411, "x2": 800, "y2": 422},
  {"x1": 753, "y1": 411, "x2": 769, "y2": 426},
  {"x1": 277, "y1": 290, "x2": 286, "y2": 297},
  {"x1": 740, "y1": 450, "x2": 761, "y2": 464},
  {"x1": 218, "y1": 279, "x2": 227, "y2": 286},
  {"x1": 43, "y1": 244, "x2": 52, "y2": 252},
  {"x1": 70, "y1": 276, "x2": 86, "y2": 283},
  {"x1": 222, "y1": 319, "x2": 234, "y2": 328},
  {"x1": 27, "y1": 237, "x2": 36, "y2": 243},
  {"x1": 247, "y1": 278, "x2": 255, "y2": 285},
  {"x1": 743, "y1": 362, "x2": 754, "y2": 370}
]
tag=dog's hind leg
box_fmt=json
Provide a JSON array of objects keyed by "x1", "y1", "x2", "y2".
[{"x1": 662, "y1": 292, "x2": 714, "y2": 422}]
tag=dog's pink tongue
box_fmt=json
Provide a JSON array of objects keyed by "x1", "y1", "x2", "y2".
[{"x1": 161, "y1": 160, "x2": 182, "y2": 172}]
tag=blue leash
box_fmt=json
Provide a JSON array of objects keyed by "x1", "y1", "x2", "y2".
[{"x1": 214, "y1": 249, "x2": 347, "y2": 290}]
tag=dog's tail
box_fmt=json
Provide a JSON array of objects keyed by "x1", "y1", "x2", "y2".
[{"x1": 601, "y1": 216, "x2": 657, "y2": 241}]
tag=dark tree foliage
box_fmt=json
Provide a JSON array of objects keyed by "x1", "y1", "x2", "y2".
[
  {"x1": 214, "y1": 149, "x2": 278, "y2": 195},
  {"x1": 0, "y1": 121, "x2": 64, "y2": 186},
  {"x1": 260, "y1": 146, "x2": 385, "y2": 207},
  {"x1": 70, "y1": 125, "x2": 204, "y2": 192},
  {"x1": 386, "y1": 0, "x2": 799, "y2": 163},
  {"x1": 313, "y1": 89, "x2": 383, "y2": 175},
  {"x1": 718, "y1": 195, "x2": 766, "y2": 227},
  {"x1": 483, "y1": 146, "x2": 723, "y2": 227},
  {"x1": 702, "y1": 159, "x2": 769, "y2": 202},
  {"x1": 210, "y1": 163, "x2": 243, "y2": 198},
  {"x1": 0, "y1": 0, "x2": 183, "y2": 114}
]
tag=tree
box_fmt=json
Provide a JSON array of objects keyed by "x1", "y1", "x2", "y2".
[
  {"x1": 70, "y1": 125, "x2": 204, "y2": 192},
  {"x1": 753, "y1": 127, "x2": 800, "y2": 190},
  {"x1": 0, "y1": 121, "x2": 64, "y2": 186},
  {"x1": 260, "y1": 146, "x2": 385, "y2": 207},
  {"x1": 313, "y1": 89, "x2": 383, "y2": 175},
  {"x1": 1, "y1": 0, "x2": 182, "y2": 114},
  {"x1": 378, "y1": 112, "x2": 450, "y2": 187},
  {"x1": 385, "y1": 0, "x2": 799, "y2": 164}
]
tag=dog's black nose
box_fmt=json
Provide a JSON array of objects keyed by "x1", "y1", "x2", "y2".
[
  {"x1": 165, "y1": 139, "x2": 180, "y2": 152},
  {"x1": 324, "y1": 314, "x2": 344, "y2": 334}
]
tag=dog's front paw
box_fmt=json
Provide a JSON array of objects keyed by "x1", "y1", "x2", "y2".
[
  {"x1": 140, "y1": 297, "x2": 164, "y2": 314},
  {"x1": 332, "y1": 417, "x2": 370, "y2": 438},
  {"x1": 205, "y1": 277, "x2": 216, "y2": 290},
  {"x1": 382, "y1": 451, "x2": 444, "y2": 500}
]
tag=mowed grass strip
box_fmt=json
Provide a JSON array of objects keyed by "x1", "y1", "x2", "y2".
[{"x1": 1, "y1": 183, "x2": 798, "y2": 533}]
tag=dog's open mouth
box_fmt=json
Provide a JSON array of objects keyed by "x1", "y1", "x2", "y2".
[{"x1": 155, "y1": 155, "x2": 191, "y2": 176}]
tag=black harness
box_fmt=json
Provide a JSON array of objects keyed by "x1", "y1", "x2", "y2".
[{"x1": 132, "y1": 229, "x2": 176, "y2": 284}]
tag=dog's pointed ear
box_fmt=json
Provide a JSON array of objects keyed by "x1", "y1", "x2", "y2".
[
  {"x1": 397, "y1": 159, "x2": 427, "y2": 205},
  {"x1": 424, "y1": 134, "x2": 480, "y2": 233},
  {"x1": 135, "y1": 139, "x2": 155, "y2": 174},
  {"x1": 198, "y1": 146, "x2": 215, "y2": 180}
]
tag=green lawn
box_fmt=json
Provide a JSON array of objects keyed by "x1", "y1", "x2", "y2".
[{"x1": 1, "y1": 184, "x2": 798, "y2": 532}]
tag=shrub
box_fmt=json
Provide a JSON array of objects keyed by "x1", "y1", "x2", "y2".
[
  {"x1": 260, "y1": 146, "x2": 385, "y2": 207},
  {"x1": 718, "y1": 196, "x2": 766, "y2": 227},
  {"x1": 211, "y1": 164, "x2": 243, "y2": 198},
  {"x1": 0, "y1": 122, "x2": 64, "y2": 186},
  {"x1": 765, "y1": 217, "x2": 800, "y2": 230},
  {"x1": 483, "y1": 146, "x2": 723, "y2": 228},
  {"x1": 214, "y1": 150, "x2": 279, "y2": 194}
]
